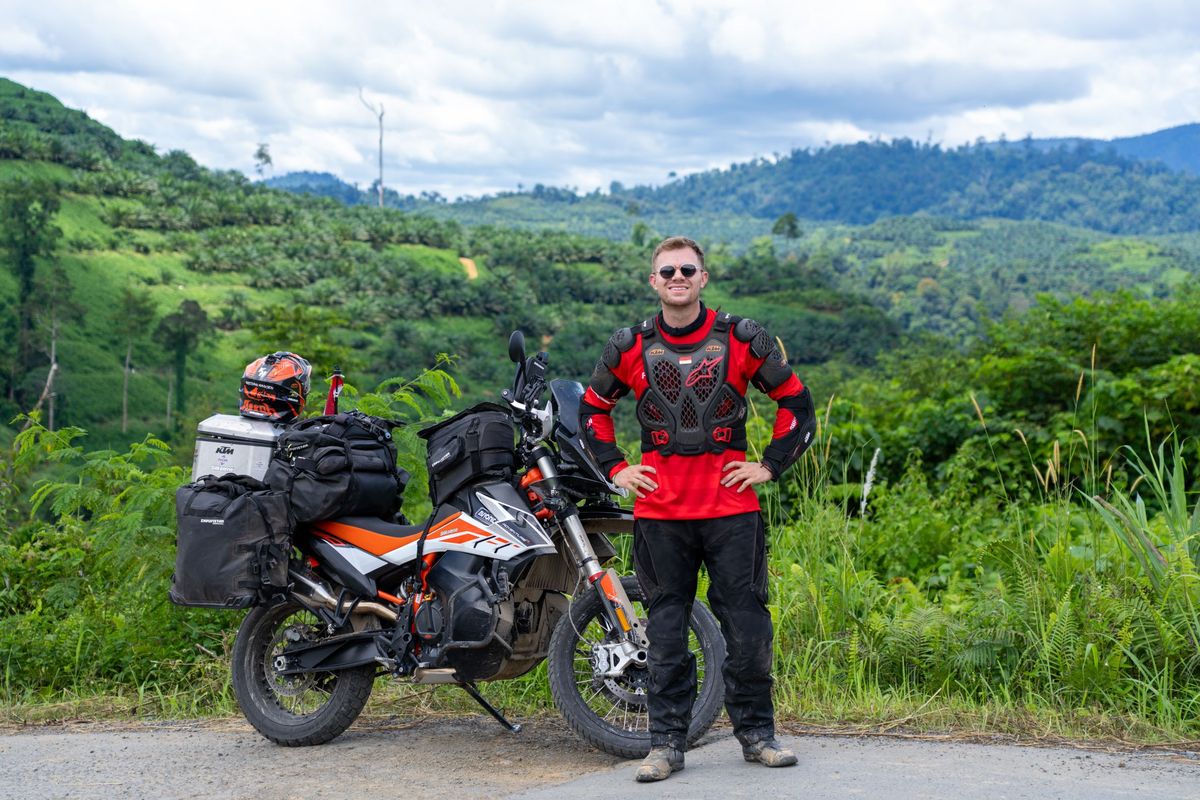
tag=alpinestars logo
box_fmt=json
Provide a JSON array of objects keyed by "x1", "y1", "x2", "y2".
[{"x1": 684, "y1": 356, "x2": 724, "y2": 387}]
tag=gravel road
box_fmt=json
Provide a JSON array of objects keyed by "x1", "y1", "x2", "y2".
[{"x1": 2, "y1": 717, "x2": 1197, "y2": 800}]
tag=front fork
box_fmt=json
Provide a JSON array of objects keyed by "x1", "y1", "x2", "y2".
[{"x1": 533, "y1": 451, "x2": 650, "y2": 660}]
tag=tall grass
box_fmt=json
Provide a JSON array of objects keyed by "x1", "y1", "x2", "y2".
[{"x1": 748, "y1": 391, "x2": 1200, "y2": 740}]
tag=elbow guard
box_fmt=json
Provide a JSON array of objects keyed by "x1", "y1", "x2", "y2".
[
  {"x1": 579, "y1": 398, "x2": 626, "y2": 475},
  {"x1": 580, "y1": 327, "x2": 637, "y2": 475},
  {"x1": 761, "y1": 387, "x2": 816, "y2": 479}
]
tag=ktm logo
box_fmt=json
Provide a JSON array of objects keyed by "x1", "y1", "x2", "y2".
[
  {"x1": 684, "y1": 356, "x2": 724, "y2": 387},
  {"x1": 647, "y1": 347, "x2": 665, "y2": 356},
  {"x1": 215, "y1": 446, "x2": 235, "y2": 455}
]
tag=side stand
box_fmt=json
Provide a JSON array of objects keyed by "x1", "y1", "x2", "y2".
[{"x1": 459, "y1": 681, "x2": 522, "y2": 733}]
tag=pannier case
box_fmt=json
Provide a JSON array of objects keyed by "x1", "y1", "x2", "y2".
[{"x1": 192, "y1": 414, "x2": 283, "y2": 481}]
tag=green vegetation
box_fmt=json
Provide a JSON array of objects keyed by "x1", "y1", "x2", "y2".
[
  {"x1": 631, "y1": 137, "x2": 1200, "y2": 234},
  {"x1": 3, "y1": 79, "x2": 1200, "y2": 742},
  {"x1": 272, "y1": 133, "x2": 1200, "y2": 237},
  {"x1": 1, "y1": 77, "x2": 915, "y2": 447},
  {"x1": 4, "y1": 363, "x2": 1199, "y2": 741}
]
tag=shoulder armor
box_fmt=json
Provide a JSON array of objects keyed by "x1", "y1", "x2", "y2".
[
  {"x1": 603, "y1": 326, "x2": 637, "y2": 368},
  {"x1": 613, "y1": 326, "x2": 637, "y2": 352},
  {"x1": 733, "y1": 317, "x2": 762, "y2": 343},
  {"x1": 734, "y1": 317, "x2": 773, "y2": 359}
]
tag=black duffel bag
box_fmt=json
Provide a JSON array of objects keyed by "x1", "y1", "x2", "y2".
[
  {"x1": 419, "y1": 402, "x2": 516, "y2": 506},
  {"x1": 266, "y1": 410, "x2": 408, "y2": 524},
  {"x1": 170, "y1": 474, "x2": 291, "y2": 609}
]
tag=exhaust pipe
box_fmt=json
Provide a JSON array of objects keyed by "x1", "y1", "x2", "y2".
[{"x1": 291, "y1": 569, "x2": 399, "y2": 623}]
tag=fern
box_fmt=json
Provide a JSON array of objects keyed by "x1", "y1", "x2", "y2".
[{"x1": 354, "y1": 356, "x2": 460, "y2": 423}]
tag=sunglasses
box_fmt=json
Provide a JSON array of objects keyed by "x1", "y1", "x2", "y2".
[{"x1": 657, "y1": 264, "x2": 700, "y2": 279}]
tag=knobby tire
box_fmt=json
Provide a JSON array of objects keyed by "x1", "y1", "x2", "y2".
[
  {"x1": 231, "y1": 599, "x2": 375, "y2": 746},
  {"x1": 547, "y1": 575, "x2": 725, "y2": 759}
]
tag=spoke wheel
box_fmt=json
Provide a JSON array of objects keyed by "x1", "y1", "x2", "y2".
[
  {"x1": 231, "y1": 600, "x2": 375, "y2": 746},
  {"x1": 547, "y1": 576, "x2": 725, "y2": 758}
]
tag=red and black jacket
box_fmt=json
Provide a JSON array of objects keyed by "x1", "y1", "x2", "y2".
[{"x1": 579, "y1": 305, "x2": 815, "y2": 520}]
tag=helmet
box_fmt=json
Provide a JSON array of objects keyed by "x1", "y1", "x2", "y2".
[{"x1": 239, "y1": 351, "x2": 312, "y2": 422}]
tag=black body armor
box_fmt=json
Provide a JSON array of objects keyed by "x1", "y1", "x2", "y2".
[{"x1": 634, "y1": 312, "x2": 747, "y2": 455}]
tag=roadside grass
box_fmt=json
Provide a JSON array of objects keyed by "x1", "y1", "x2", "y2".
[
  {"x1": 772, "y1": 658, "x2": 1198, "y2": 744},
  {"x1": 5, "y1": 666, "x2": 1195, "y2": 747}
]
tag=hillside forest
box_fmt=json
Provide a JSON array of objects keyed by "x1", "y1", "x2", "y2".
[{"x1": 2, "y1": 78, "x2": 1200, "y2": 739}]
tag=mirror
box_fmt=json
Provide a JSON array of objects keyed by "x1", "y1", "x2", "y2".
[{"x1": 508, "y1": 330, "x2": 526, "y2": 363}]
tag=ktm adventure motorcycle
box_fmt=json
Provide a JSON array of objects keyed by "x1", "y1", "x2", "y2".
[{"x1": 230, "y1": 332, "x2": 725, "y2": 757}]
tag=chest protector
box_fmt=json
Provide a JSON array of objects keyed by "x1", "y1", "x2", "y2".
[{"x1": 635, "y1": 312, "x2": 748, "y2": 456}]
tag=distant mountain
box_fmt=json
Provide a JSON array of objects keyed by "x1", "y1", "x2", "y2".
[
  {"x1": 620, "y1": 138, "x2": 1200, "y2": 234},
  {"x1": 1019, "y1": 124, "x2": 1200, "y2": 175},
  {"x1": 262, "y1": 171, "x2": 367, "y2": 204},
  {"x1": 270, "y1": 126, "x2": 1200, "y2": 237}
]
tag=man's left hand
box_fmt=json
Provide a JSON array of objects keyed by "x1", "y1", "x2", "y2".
[{"x1": 720, "y1": 461, "x2": 773, "y2": 493}]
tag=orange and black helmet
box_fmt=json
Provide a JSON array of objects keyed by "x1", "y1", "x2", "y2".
[{"x1": 239, "y1": 351, "x2": 312, "y2": 422}]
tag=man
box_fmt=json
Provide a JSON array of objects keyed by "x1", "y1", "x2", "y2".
[{"x1": 580, "y1": 236, "x2": 816, "y2": 782}]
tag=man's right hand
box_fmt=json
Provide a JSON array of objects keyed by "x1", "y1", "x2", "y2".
[{"x1": 613, "y1": 464, "x2": 658, "y2": 498}]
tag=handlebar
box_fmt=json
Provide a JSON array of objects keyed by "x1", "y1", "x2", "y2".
[
  {"x1": 503, "y1": 332, "x2": 556, "y2": 452},
  {"x1": 522, "y1": 352, "x2": 548, "y2": 406},
  {"x1": 502, "y1": 350, "x2": 549, "y2": 430}
]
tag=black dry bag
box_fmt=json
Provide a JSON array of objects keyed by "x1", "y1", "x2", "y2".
[{"x1": 170, "y1": 474, "x2": 291, "y2": 609}]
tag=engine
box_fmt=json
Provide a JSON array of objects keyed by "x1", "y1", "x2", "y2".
[{"x1": 412, "y1": 551, "x2": 566, "y2": 682}]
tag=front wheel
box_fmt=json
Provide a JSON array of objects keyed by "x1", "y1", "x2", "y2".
[
  {"x1": 547, "y1": 576, "x2": 725, "y2": 758},
  {"x1": 230, "y1": 599, "x2": 376, "y2": 746}
]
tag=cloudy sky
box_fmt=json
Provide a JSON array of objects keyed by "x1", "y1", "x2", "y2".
[{"x1": 2, "y1": 1, "x2": 1199, "y2": 198}]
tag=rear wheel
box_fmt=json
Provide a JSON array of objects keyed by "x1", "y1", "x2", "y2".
[
  {"x1": 230, "y1": 600, "x2": 375, "y2": 746},
  {"x1": 547, "y1": 576, "x2": 725, "y2": 758}
]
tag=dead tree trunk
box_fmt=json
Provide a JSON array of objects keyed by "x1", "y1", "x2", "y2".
[
  {"x1": 359, "y1": 88, "x2": 385, "y2": 208},
  {"x1": 21, "y1": 363, "x2": 57, "y2": 431},
  {"x1": 46, "y1": 315, "x2": 57, "y2": 431},
  {"x1": 23, "y1": 319, "x2": 58, "y2": 432},
  {"x1": 122, "y1": 340, "x2": 132, "y2": 433}
]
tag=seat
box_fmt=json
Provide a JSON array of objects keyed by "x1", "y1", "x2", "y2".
[
  {"x1": 331, "y1": 516, "x2": 427, "y2": 539},
  {"x1": 327, "y1": 505, "x2": 458, "y2": 539}
]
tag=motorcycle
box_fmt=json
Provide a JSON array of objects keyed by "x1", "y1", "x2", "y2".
[{"x1": 230, "y1": 331, "x2": 725, "y2": 757}]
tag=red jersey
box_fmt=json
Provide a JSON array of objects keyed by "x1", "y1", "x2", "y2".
[{"x1": 581, "y1": 308, "x2": 808, "y2": 520}]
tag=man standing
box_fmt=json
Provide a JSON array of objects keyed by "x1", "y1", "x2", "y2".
[{"x1": 580, "y1": 236, "x2": 816, "y2": 782}]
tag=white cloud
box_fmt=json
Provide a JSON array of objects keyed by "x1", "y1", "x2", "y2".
[
  {"x1": 1, "y1": 0, "x2": 1198, "y2": 197},
  {"x1": 0, "y1": 24, "x2": 60, "y2": 60}
]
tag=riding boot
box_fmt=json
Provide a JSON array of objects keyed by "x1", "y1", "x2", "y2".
[
  {"x1": 742, "y1": 737, "x2": 797, "y2": 767},
  {"x1": 635, "y1": 746, "x2": 685, "y2": 782}
]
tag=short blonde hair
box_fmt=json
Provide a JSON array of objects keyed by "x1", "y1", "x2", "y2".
[{"x1": 651, "y1": 236, "x2": 705, "y2": 270}]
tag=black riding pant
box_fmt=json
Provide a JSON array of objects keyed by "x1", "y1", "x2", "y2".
[{"x1": 633, "y1": 511, "x2": 775, "y2": 750}]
